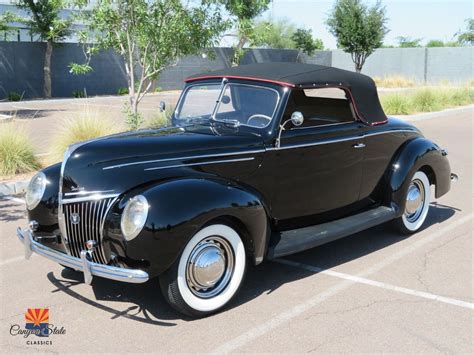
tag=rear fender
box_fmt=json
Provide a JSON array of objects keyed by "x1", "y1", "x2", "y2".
[{"x1": 385, "y1": 138, "x2": 451, "y2": 214}]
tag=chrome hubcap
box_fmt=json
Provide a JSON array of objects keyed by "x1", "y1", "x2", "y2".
[
  {"x1": 405, "y1": 179, "x2": 425, "y2": 222},
  {"x1": 186, "y1": 236, "x2": 234, "y2": 298}
]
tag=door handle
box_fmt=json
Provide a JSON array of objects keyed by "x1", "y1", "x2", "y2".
[{"x1": 352, "y1": 143, "x2": 366, "y2": 149}]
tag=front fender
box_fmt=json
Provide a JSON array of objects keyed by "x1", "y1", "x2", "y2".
[
  {"x1": 105, "y1": 178, "x2": 268, "y2": 278},
  {"x1": 386, "y1": 138, "x2": 451, "y2": 214}
]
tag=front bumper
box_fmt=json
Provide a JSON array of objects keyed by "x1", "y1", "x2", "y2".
[{"x1": 16, "y1": 227, "x2": 149, "y2": 284}]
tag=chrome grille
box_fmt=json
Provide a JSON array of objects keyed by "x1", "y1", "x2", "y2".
[{"x1": 61, "y1": 197, "x2": 116, "y2": 264}]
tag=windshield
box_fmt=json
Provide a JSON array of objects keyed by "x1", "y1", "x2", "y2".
[{"x1": 175, "y1": 82, "x2": 280, "y2": 128}]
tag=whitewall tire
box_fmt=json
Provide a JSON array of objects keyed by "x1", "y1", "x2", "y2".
[
  {"x1": 160, "y1": 224, "x2": 246, "y2": 317},
  {"x1": 395, "y1": 171, "x2": 431, "y2": 234}
]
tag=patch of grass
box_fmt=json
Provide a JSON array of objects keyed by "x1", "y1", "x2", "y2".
[
  {"x1": 379, "y1": 93, "x2": 412, "y2": 115},
  {"x1": 411, "y1": 88, "x2": 442, "y2": 112},
  {"x1": 147, "y1": 105, "x2": 175, "y2": 128},
  {"x1": 117, "y1": 87, "x2": 129, "y2": 95},
  {"x1": 8, "y1": 91, "x2": 23, "y2": 101},
  {"x1": 50, "y1": 107, "x2": 121, "y2": 163},
  {"x1": 380, "y1": 87, "x2": 474, "y2": 115},
  {"x1": 374, "y1": 75, "x2": 416, "y2": 88},
  {"x1": 72, "y1": 90, "x2": 86, "y2": 98},
  {"x1": 0, "y1": 123, "x2": 40, "y2": 176}
]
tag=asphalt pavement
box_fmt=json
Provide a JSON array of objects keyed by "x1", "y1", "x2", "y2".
[{"x1": 0, "y1": 109, "x2": 472, "y2": 353}]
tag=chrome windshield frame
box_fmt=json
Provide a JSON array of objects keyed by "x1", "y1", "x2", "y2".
[{"x1": 174, "y1": 78, "x2": 281, "y2": 129}]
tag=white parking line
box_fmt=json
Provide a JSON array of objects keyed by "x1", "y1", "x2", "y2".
[
  {"x1": 276, "y1": 259, "x2": 474, "y2": 310},
  {"x1": 1, "y1": 196, "x2": 26, "y2": 204},
  {"x1": 211, "y1": 213, "x2": 473, "y2": 353}
]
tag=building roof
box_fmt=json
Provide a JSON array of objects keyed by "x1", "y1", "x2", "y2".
[{"x1": 186, "y1": 63, "x2": 388, "y2": 125}]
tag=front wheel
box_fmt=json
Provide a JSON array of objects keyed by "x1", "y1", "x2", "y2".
[
  {"x1": 394, "y1": 171, "x2": 431, "y2": 234},
  {"x1": 160, "y1": 224, "x2": 247, "y2": 317}
]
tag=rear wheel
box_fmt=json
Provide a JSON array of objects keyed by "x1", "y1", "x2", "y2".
[
  {"x1": 394, "y1": 171, "x2": 431, "y2": 234},
  {"x1": 160, "y1": 224, "x2": 246, "y2": 317}
]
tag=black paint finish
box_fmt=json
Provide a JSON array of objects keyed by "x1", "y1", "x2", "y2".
[{"x1": 28, "y1": 78, "x2": 452, "y2": 280}]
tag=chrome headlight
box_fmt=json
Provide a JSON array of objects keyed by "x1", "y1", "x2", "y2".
[
  {"x1": 26, "y1": 172, "x2": 47, "y2": 210},
  {"x1": 121, "y1": 195, "x2": 149, "y2": 241}
]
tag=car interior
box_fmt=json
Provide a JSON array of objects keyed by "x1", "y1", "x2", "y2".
[{"x1": 283, "y1": 88, "x2": 356, "y2": 128}]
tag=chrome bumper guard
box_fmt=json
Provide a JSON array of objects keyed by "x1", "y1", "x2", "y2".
[{"x1": 16, "y1": 227, "x2": 149, "y2": 284}]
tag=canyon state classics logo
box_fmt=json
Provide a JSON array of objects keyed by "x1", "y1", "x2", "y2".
[
  {"x1": 10, "y1": 308, "x2": 66, "y2": 345},
  {"x1": 25, "y1": 308, "x2": 49, "y2": 337}
]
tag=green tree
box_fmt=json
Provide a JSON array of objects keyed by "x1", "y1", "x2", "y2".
[
  {"x1": 426, "y1": 39, "x2": 445, "y2": 47},
  {"x1": 291, "y1": 28, "x2": 324, "y2": 58},
  {"x1": 456, "y1": 18, "x2": 474, "y2": 45},
  {"x1": 74, "y1": 0, "x2": 227, "y2": 130},
  {"x1": 397, "y1": 36, "x2": 422, "y2": 48},
  {"x1": 326, "y1": 0, "x2": 388, "y2": 73},
  {"x1": 16, "y1": 0, "x2": 73, "y2": 98},
  {"x1": 220, "y1": 0, "x2": 271, "y2": 65},
  {"x1": 254, "y1": 18, "x2": 296, "y2": 49},
  {"x1": 0, "y1": 12, "x2": 18, "y2": 40}
]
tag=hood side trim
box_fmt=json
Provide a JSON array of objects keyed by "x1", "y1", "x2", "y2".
[
  {"x1": 102, "y1": 149, "x2": 265, "y2": 171},
  {"x1": 143, "y1": 157, "x2": 255, "y2": 172}
]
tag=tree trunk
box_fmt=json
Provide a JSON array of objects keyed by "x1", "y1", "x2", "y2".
[
  {"x1": 355, "y1": 63, "x2": 362, "y2": 73},
  {"x1": 232, "y1": 36, "x2": 247, "y2": 67},
  {"x1": 43, "y1": 40, "x2": 53, "y2": 98}
]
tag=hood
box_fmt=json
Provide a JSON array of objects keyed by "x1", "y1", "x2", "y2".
[{"x1": 61, "y1": 125, "x2": 265, "y2": 196}]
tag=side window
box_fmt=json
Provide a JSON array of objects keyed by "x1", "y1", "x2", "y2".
[{"x1": 283, "y1": 88, "x2": 356, "y2": 128}]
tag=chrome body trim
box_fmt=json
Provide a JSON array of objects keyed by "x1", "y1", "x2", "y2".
[
  {"x1": 144, "y1": 157, "x2": 255, "y2": 172},
  {"x1": 65, "y1": 189, "x2": 115, "y2": 196},
  {"x1": 61, "y1": 193, "x2": 120, "y2": 204},
  {"x1": 103, "y1": 129, "x2": 416, "y2": 171},
  {"x1": 17, "y1": 227, "x2": 149, "y2": 284},
  {"x1": 268, "y1": 129, "x2": 417, "y2": 151},
  {"x1": 103, "y1": 149, "x2": 265, "y2": 170}
]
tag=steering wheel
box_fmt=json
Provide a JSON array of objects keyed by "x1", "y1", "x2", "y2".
[{"x1": 246, "y1": 114, "x2": 272, "y2": 127}]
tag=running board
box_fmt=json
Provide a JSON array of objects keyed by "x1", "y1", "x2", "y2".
[{"x1": 267, "y1": 206, "x2": 397, "y2": 259}]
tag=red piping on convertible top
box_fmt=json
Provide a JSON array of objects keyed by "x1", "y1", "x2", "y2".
[
  {"x1": 185, "y1": 75, "x2": 295, "y2": 88},
  {"x1": 185, "y1": 76, "x2": 387, "y2": 126}
]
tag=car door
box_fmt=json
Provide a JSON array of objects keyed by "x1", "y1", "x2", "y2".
[
  {"x1": 264, "y1": 88, "x2": 365, "y2": 226},
  {"x1": 267, "y1": 122, "x2": 364, "y2": 222}
]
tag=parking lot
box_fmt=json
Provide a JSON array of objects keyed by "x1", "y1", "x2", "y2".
[{"x1": 0, "y1": 109, "x2": 472, "y2": 353}]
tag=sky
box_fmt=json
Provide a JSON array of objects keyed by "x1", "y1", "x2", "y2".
[{"x1": 256, "y1": 0, "x2": 473, "y2": 49}]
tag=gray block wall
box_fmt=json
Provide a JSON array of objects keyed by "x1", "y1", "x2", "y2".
[{"x1": 0, "y1": 42, "x2": 472, "y2": 99}]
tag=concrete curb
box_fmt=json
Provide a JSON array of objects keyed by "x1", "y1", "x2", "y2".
[
  {"x1": 0, "y1": 180, "x2": 29, "y2": 197},
  {"x1": 395, "y1": 105, "x2": 474, "y2": 122}
]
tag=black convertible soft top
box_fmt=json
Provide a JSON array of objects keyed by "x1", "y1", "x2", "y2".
[{"x1": 186, "y1": 63, "x2": 388, "y2": 125}]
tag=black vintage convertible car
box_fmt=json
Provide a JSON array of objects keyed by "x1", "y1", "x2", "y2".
[{"x1": 18, "y1": 63, "x2": 456, "y2": 317}]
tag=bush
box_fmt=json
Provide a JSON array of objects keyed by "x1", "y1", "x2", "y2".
[
  {"x1": 7, "y1": 91, "x2": 22, "y2": 101},
  {"x1": 380, "y1": 93, "x2": 413, "y2": 115},
  {"x1": 380, "y1": 87, "x2": 474, "y2": 115},
  {"x1": 154, "y1": 86, "x2": 163, "y2": 93},
  {"x1": 0, "y1": 124, "x2": 40, "y2": 176},
  {"x1": 50, "y1": 107, "x2": 121, "y2": 163},
  {"x1": 373, "y1": 75, "x2": 415, "y2": 88},
  {"x1": 411, "y1": 88, "x2": 442, "y2": 112},
  {"x1": 72, "y1": 90, "x2": 86, "y2": 98},
  {"x1": 147, "y1": 104, "x2": 175, "y2": 128},
  {"x1": 117, "y1": 87, "x2": 129, "y2": 95}
]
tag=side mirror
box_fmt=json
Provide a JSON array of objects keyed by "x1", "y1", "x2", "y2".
[
  {"x1": 275, "y1": 112, "x2": 305, "y2": 149},
  {"x1": 290, "y1": 111, "x2": 304, "y2": 126},
  {"x1": 221, "y1": 95, "x2": 231, "y2": 104},
  {"x1": 159, "y1": 101, "x2": 166, "y2": 113}
]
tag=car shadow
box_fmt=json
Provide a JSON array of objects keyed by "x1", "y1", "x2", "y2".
[
  {"x1": 46, "y1": 203, "x2": 457, "y2": 325},
  {"x1": 0, "y1": 201, "x2": 27, "y2": 222}
]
